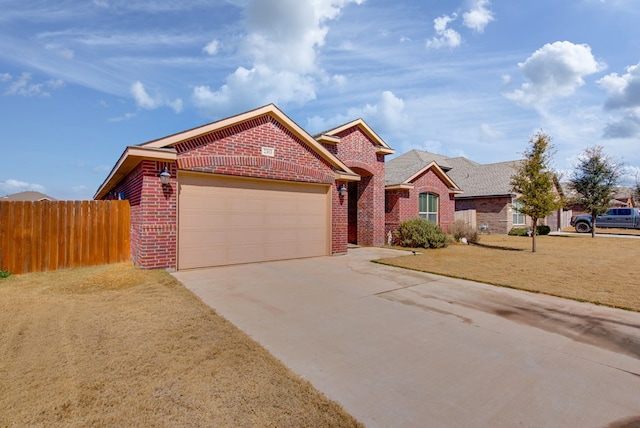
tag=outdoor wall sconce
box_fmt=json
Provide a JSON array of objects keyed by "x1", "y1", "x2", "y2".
[
  {"x1": 338, "y1": 184, "x2": 348, "y2": 197},
  {"x1": 159, "y1": 167, "x2": 171, "y2": 186}
]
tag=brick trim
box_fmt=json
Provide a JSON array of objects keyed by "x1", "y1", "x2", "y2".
[{"x1": 177, "y1": 155, "x2": 335, "y2": 184}]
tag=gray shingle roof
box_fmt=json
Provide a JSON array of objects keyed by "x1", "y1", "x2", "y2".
[
  {"x1": 447, "y1": 159, "x2": 520, "y2": 198},
  {"x1": 385, "y1": 149, "x2": 453, "y2": 186},
  {"x1": 386, "y1": 149, "x2": 521, "y2": 198}
]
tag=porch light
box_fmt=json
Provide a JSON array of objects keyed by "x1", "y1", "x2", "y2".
[
  {"x1": 338, "y1": 184, "x2": 348, "y2": 197},
  {"x1": 159, "y1": 167, "x2": 171, "y2": 186}
]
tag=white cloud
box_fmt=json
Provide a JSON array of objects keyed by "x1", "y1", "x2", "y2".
[
  {"x1": 192, "y1": 66, "x2": 316, "y2": 114},
  {"x1": 0, "y1": 179, "x2": 46, "y2": 195},
  {"x1": 108, "y1": 112, "x2": 137, "y2": 122},
  {"x1": 597, "y1": 62, "x2": 640, "y2": 138},
  {"x1": 203, "y1": 39, "x2": 220, "y2": 55},
  {"x1": 131, "y1": 81, "x2": 183, "y2": 113},
  {"x1": 463, "y1": 0, "x2": 495, "y2": 33},
  {"x1": 0, "y1": 73, "x2": 11, "y2": 82},
  {"x1": 479, "y1": 123, "x2": 504, "y2": 138},
  {"x1": 598, "y1": 62, "x2": 640, "y2": 110},
  {"x1": 504, "y1": 41, "x2": 606, "y2": 107},
  {"x1": 3, "y1": 72, "x2": 65, "y2": 97},
  {"x1": 192, "y1": 0, "x2": 364, "y2": 117},
  {"x1": 426, "y1": 14, "x2": 461, "y2": 49},
  {"x1": 45, "y1": 43, "x2": 74, "y2": 59},
  {"x1": 307, "y1": 90, "x2": 408, "y2": 136}
]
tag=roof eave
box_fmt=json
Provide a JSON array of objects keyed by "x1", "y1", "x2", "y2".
[
  {"x1": 139, "y1": 104, "x2": 358, "y2": 179},
  {"x1": 336, "y1": 172, "x2": 361, "y2": 182},
  {"x1": 94, "y1": 146, "x2": 177, "y2": 200},
  {"x1": 385, "y1": 183, "x2": 414, "y2": 190},
  {"x1": 323, "y1": 118, "x2": 394, "y2": 152}
]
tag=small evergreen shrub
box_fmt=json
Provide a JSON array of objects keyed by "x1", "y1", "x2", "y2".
[
  {"x1": 395, "y1": 218, "x2": 447, "y2": 249},
  {"x1": 508, "y1": 227, "x2": 529, "y2": 236},
  {"x1": 447, "y1": 220, "x2": 480, "y2": 244},
  {"x1": 508, "y1": 225, "x2": 552, "y2": 236},
  {"x1": 536, "y1": 225, "x2": 551, "y2": 235},
  {"x1": 0, "y1": 270, "x2": 11, "y2": 279}
]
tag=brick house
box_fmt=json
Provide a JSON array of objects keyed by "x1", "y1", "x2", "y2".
[
  {"x1": 95, "y1": 104, "x2": 398, "y2": 270},
  {"x1": 389, "y1": 150, "x2": 567, "y2": 235},
  {"x1": 384, "y1": 150, "x2": 462, "y2": 236},
  {"x1": 97, "y1": 105, "x2": 568, "y2": 271}
]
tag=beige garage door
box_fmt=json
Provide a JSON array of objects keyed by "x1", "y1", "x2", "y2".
[{"x1": 178, "y1": 172, "x2": 330, "y2": 269}]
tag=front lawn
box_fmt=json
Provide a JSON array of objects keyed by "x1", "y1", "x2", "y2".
[
  {"x1": 0, "y1": 263, "x2": 361, "y2": 427},
  {"x1": 377, "y1": 234, "x2": 640, "y2": 312}
]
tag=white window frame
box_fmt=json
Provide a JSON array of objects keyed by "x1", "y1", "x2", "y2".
[
  {"x1": 512, "y1": 198, "x2": 525, "y2": 225},
  {"x1": 419, "y1": 192, "x2": 438, "y2": 224}
]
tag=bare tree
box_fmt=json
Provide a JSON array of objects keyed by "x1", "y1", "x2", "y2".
[
  {"x1": 510, "y1": 132, "x2": 563, "y2": 252},
  {"x1": 569, "y1": 146, "x2": 622, "y2": 238}
]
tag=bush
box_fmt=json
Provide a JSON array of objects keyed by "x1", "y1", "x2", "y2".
[
  {"x1": 447, "y1": 220, "x2": 480, "y2": 244},
  {"x1": 508, "y1": 227, "x2": 529, "y2": 236},
  {"x1": 395, "y1": 218, "x2": 447, "y2": 249},
  {"x1": 508, "y1": 225, "x2": 551, "y2": 236},
  {"x1": 537, "y1": 225, "x2": 551, "y2": 235},
  {"x1": 0, "y1": 270, "x2": 11, "y2": 279}
]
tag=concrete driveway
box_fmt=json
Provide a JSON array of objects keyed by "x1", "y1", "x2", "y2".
[{"x1": 174, "y1": 247, "x2": 640, "y2": 427}]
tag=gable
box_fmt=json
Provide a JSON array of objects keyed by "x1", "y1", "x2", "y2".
[
  {"x1": 141, "y1": 104, "x2": 357, "y2": 180},
  {"x1": 317, "y1": 119, "x2": 395, "y2": 156},
  {"x1": 175, "y1": 114, "x2": 342, "y2": 184},
  {"x1": 94, "y1": 104, "x2": 360, "y2": 199}
]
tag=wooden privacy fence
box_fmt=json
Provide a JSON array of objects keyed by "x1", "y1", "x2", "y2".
[{"x1": 0, "y1": 200, "x2": 130, "y2": 275}]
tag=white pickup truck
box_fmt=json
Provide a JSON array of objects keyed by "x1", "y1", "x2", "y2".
[{"x1": 570, "y1": 207, "x2": 640, "y2": 233}]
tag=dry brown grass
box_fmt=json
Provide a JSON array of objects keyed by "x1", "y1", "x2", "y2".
[
  {"x1": 377, "y1": 233, "x2": 640, "y2": 312},
  {"x1": 0, "y1": 263, "x2": 361, "y2": 427}
]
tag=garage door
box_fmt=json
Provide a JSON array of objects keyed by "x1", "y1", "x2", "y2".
[{"x1": 178, "y1": 172, "x2": 330, "y2": 269}]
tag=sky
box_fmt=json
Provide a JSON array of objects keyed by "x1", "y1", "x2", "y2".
[{"x1": 1, "y1": 0, "x2": 639, "y2": 199}]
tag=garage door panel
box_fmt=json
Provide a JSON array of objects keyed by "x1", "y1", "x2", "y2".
[{"x1": 178, "y1": 173, "x2": 330, "y2": 269}]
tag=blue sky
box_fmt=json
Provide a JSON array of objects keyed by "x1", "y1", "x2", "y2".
[{"x1": 1, "y1": 0, "x2": 639, "y2": 199}]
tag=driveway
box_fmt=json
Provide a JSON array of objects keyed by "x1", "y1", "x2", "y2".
[{"x1": 174, "y1": 247, "x2": 640, "y2": 427}]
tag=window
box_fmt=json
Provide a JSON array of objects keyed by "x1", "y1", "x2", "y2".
[
  {"x1": 512, "y1": 199, "x2": 525, "y2": 225},
  {"x1": 419, "y1": 193, "x2": 438, "y2": 223}
]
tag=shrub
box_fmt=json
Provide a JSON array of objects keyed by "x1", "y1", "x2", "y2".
[
  {"x1": 395, "y1": 218, "x2": 447, "y2": 249},
  {"x1": 508, "y1": 227, "x2": 529, "y2": 236},
  {"x1": 447, "y1": 220, "x2": 480, "y2": 244},
  {"x1": 508, "y1": 225, "x2": 551, "y2": 236},
  {"x1": 537, "y1": 225, "x2": 551, "y2": 235},
  {"x1": 0, "y1": 270, "x2": 11, "y2": 279}
]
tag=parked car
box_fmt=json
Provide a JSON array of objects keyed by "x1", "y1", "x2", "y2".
[{"x1": 570, "y1": 207, "x2": 640, "y2": 233}]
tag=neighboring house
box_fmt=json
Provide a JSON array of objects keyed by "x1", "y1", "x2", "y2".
[
  {"x1": 1, "y1": 191, "x2": 57, "y2": 201},
  {"x1": 612, "y1": 187, "x2": 636, "y2": 208},
  {"x1": 387, "y1": 150, "x2": 567, "y2": 235},
  {"x1": 95, "y1": 104, "x2": 394, "y2": 271},
  {"x1": 384, "y1": 150, "x2": 462, "y2": 235},
  {"x1": 561, "y1": 183, "x2": 636, "y2": 217}
]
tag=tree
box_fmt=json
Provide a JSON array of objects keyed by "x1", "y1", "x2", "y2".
[
  {"x1": 569, "y1": 146, "x2": 622, "y2": 238},
  {"x1": 510, "y1": 131, "x2": 563, "y2": 252}
]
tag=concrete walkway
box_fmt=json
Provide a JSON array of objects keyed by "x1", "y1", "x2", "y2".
[{"x1": 174, "y1": 248, "x2": 640, "y2": 428}]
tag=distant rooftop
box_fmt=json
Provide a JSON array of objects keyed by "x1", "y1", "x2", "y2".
[{"x1": 0, "y1": 191, "x2": 58, "y2": 201}]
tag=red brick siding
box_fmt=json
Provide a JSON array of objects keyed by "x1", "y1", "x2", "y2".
[
  {"x1": 176, "y1": 116, "x2": 335, "y2": 184},
  {"x1": 332, "y1": 181, "x2": 348, "y2": 254},
  {"x1": 385, "y1": 169, "x2": 456, "y2": 235},
  {"x1": 107, "y1": 160, "x2": 178, "y2": 270},
  {"x1": 332, "y1": 127, "x2": 386, "y2": 246}
]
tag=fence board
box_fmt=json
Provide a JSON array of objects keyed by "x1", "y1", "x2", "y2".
[{"x1": 0, "y1": 200, "x2": 130, "y2": 275}]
